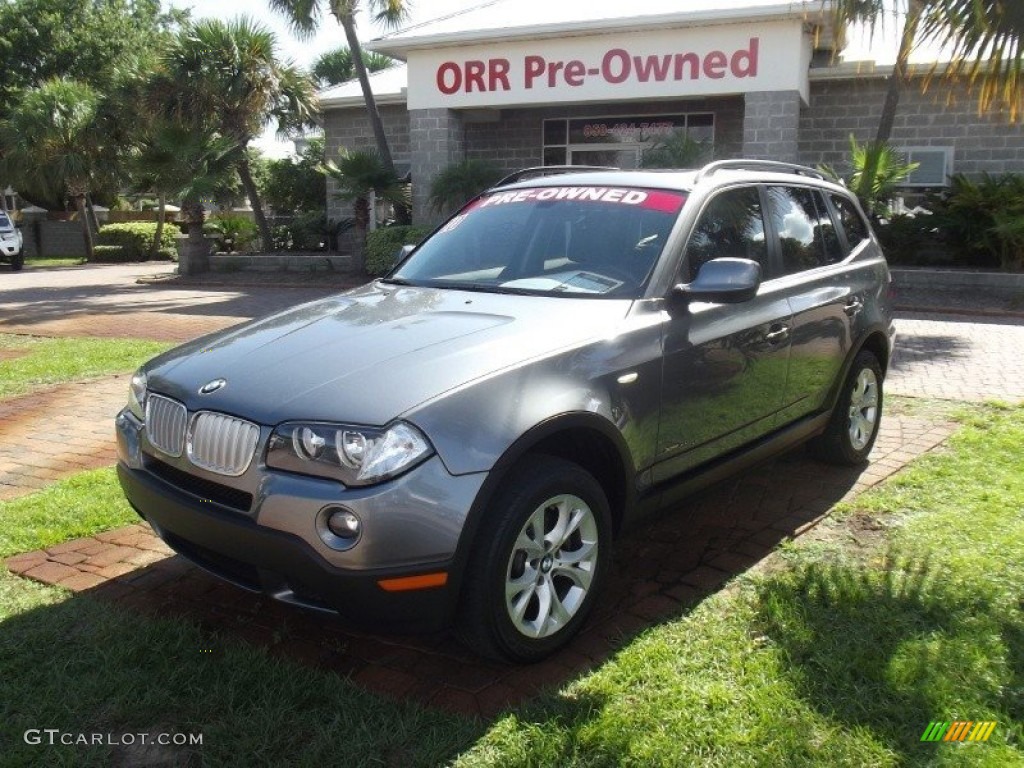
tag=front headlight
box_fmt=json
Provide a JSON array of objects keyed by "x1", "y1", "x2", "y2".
[
  {"x1": 127, "y1": 369, "x2": 147, "y2": 421},
  {"x1": 266, "y1": 421, "x2": 433, "y2": 487}
]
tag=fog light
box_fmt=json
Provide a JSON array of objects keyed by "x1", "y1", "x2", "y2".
[{"x1": 326, "y1": 509, "x2": 361, "y2": 539}]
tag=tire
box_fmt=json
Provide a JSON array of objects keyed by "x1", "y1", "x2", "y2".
[
  {"x1": 456, "y1": 455, "x2": 612, "y2": 663},
  {"x1": 11, "y1": 249, "x2": 24, "y2": 271},
  {"x1": 810, "y1": 350, "x2": 884, "y2": 466}
]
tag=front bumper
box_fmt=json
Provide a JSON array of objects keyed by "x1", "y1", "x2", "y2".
[
  {"x1": 115, "y1": 410, "x2": 486, "y2": 630},
  {"x1": 0, "y1": 239, "x2": 20, "y2": 257}
]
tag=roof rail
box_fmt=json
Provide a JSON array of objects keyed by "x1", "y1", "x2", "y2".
[
  {"x1": 492, "y1": 165, "x2": 620, "y2": 188},
  {"x1": 695, "y1": 160, "x2": 835, "y2": 182}
]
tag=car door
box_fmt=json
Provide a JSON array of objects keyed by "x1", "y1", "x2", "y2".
[
  {"x1": 762, "y1": 185, "x2": 855, "y2": 424},
  {"x1": 652, "y1": 185, "x2": 793, "y2": 484}
]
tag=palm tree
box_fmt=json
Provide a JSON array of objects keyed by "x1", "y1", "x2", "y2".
[
  {"x1": 832, "y1": 1, "x2": 1023, "y2": 136},
  {"x1": 0, "y1": 78, "x2": 102, "y2": 258},
  {"x1": 154, "y1": 17, "x2": 318, "y2": 251},
  {"x1": 269, "y1": 0, "x2": 409, "y2": 173},
  {"x1": 324, "y1": 149, "x2": 409, "y2": 272},
  {"x1": 132, "y1": 122, "x2": 240, "y2": 256},
  {"x1": 313, "y1": 46, "x2": 395, "y2": 87},
  {"x1": 829, "y1": 1, "x2": 1023, "y2": 189},
  {"x1": 428, "y1": 160, "x2": 503, "y2": 215}
]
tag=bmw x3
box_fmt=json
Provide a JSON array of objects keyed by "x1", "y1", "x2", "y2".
[{"x1": 116, "y1": 160, "x2": 895, "y2": 661}]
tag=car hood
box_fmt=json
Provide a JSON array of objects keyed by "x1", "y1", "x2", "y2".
[{"x1": 146, "y1": 281, "x2": 632, "y2": 425}]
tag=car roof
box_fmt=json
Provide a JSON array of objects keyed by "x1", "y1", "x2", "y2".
[{"x1": 492, "y1": 164, "x2": 851, "y2": 197}]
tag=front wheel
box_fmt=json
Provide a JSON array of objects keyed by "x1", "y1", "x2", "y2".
[
  {"x1": 11, "y1": 249, "x2": 24, "y2": 271},
  {"x1": 810, "y1": 350, "x2": 883, "y2": 465},
  {"x1": 457, "y1": 455, "x2": 611, "y2": 662}
]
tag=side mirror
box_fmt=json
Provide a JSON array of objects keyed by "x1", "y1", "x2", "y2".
[
  {"x1": 394, "y1": 244, "x2": 415, "y2": 266},
  {"x1": 670, "y1": 257, "x2": 761, "y2": 305}
]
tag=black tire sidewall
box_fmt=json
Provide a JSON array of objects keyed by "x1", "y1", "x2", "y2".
[
  {"x1": 11, "y1": 250, "x2": 24, "y2": 271},
  {"x1": 476, "y1": 457, "x2": 611, "y2": 662}
]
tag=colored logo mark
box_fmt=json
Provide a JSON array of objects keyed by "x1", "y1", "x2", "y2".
[{"x1": 921, "y1": 721, "x2": 997, "y2": 742}]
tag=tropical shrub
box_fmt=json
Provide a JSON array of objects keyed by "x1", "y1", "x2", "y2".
[
  {"x1": 90, "y1": 245, "x2": 131, "y2": 263},
  {"x1": 97, "y1": 223, "x2": 178, "y2": 261},
  {"x1": 428, "y1": 159, "x2": 502, "y2": 214},
  {"x1": 205, "y1": 215, "x2": 259, "y2": 253},
  {"x1": 365, "y1": 225, "x2": 431, "y2": 276},
  {"x1": 820, "y1": 135, "x2": 918, "y2": 219},
  {"x1": 640, "y1": 133, "x2": 710, "y2": 169},
  {"x1": 931, "y1": 173, "x2": 1024, "y2": 271}
]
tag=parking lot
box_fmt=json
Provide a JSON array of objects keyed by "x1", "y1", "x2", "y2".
[{"x1": 2, "y1": 263, "x2": 1022, "y2": 714}]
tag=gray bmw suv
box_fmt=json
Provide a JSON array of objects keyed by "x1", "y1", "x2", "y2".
[{"x1": 116, "y1": 160, "x2": 895, "y2": 661}]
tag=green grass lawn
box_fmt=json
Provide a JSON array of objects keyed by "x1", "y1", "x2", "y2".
[
  {"x1": 0, "y1": 405, "x2": 1021, "y2": 766},
  {"x1": 24, "y1": 256, "x2": 87, "y2": 268},
  {"x1": 0, "y1": 334, "x2": 171, "y2": 400}
]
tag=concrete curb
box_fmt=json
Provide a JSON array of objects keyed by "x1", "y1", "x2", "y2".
[{"x1": 891, "y1": 268, "x2": 1024, "y2": 289}]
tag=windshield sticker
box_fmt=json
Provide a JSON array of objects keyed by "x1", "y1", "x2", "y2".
[{"x1": 478, "y1": 187, "x2": 684, "y2": 213}]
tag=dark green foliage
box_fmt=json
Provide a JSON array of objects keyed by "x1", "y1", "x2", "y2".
[
  {"x1": 428, "y1": 160, "x2": 503, "y2": 215},
  {"x1": 365, "y1": 225, "x2": 431, "y2": 276},
  {"x1": 97, "y1": 222, "x2": 178, "y2": 260},
  {"x1": 205, "y1": 216, "x2": 259, "y2": 253},
  {"x1": 639, "y1": 133, "x2": 710, "y2": 169},
  {"x1": 930, "y1": 173, "x2": 1024, "y2": 271},
  {"x1": 263, "y1": 139, "x2": 327, "y2": 214},
  {"x1": 89, "y1": 245, "x2": 131, "y2": 263},
  {"x1": 312, "y1": 47, "x2": 394, "y2": 87}
]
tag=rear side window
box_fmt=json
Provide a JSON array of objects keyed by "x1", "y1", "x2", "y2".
[
  {"x1": 812, "y1": 190, "x2": 845, "y2": 266},
  {"x1": 766, "y1": 186, "x2": 828, "y2": 274},
  {"x1": 830, "y1": 193, "x2": 871, "y2": 249},
  {"x1": 684, "y1": 187, "x2": 767, "y2": 281}
]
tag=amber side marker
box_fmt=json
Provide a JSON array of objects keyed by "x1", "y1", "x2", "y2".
[{"x1": 377, "y1": 572, "x2": 449, "y2": 592}]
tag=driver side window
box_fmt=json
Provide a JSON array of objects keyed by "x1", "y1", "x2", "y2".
[{"x1": 683, "y1": 187, "x2": 767, "y2": 282}]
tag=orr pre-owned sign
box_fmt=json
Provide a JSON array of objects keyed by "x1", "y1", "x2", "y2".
[{"x1": 405, "y1": 21, "x2": 811, "y2": 110}]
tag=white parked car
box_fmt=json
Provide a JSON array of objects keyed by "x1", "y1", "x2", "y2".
[{"x1": 0, "y1": 212, "x2": 24, "y2": 271}]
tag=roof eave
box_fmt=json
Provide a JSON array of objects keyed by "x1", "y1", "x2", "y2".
[{"x1": 367, "y1": 3, "x2": 830, "y2": 58}]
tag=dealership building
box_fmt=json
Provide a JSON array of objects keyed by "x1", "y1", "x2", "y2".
[{"x1": 319, "y1": 0, "x2": 1024, "y2": 224}]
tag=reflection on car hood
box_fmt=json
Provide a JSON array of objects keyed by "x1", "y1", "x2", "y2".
[{"x1": 146, "y1": 281, "x2": 632, "y2": 425}]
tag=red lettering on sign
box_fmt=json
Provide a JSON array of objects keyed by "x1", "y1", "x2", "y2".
[
  {"x1": 601, "y1": 49, "x2": 630, "y2": 84},
  {"x1": 564, "y1": 60, "x2": 586, "y2": 86},
  {"x1": 524, "y1": 55, "x2": 545, "y2": 88},
  {"x1": 731, "y1": 38, "x2": 759, "y2": 77},
  {"x1": 634, "y1": 54, "x2": 672, "y2": 83},
  {"x1": 465, "y1": 60, "x2": 486, "y2": 92},
  {"x1": 703, "y1": 50, "x2": 727, "y2": 79},
  {"x1": 674, "y1": 52, "x2": 700, "y2": 80},
  {"x1": 437, "y1": 62, "x2": 461, "y2": 94},
  {"x1": 489, "y1": 58, "x2": 511, "y2": 91}
]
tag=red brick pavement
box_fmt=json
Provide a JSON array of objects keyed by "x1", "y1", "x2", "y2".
[
  {"x1": 0, "y1": 377, "x2": 129, "y2": 500},
  {"x1": 6, "y1": 414, "x2": 954, "y2": 717}
]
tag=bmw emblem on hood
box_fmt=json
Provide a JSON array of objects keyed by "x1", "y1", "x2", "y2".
[{"x1": 199, "y1": 379, "x2": 227, "y2": 395}]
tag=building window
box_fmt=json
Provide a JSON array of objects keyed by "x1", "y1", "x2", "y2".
[
  {"x1": 898, "y1": 146, "x2": 955, "y2": 187},
  {"x1": 542, "y1": 113, "x2": 714, "y2": 169}
]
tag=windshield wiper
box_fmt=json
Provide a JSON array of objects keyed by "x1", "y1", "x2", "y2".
[{"x1": 379, "y1": 276, "x2": 416, "y2": 286}]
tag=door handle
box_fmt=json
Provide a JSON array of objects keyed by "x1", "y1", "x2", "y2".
[
  {"x1": 844, "y1": 298, "x2": 864, "y2": 316},
  {"x1": 765, "y1": 325, "x2": 790, "y2": 344}
]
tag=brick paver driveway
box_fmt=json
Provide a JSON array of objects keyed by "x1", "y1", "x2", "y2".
[
  {"x1": 889, "y1": 312, "x2": 1024, "y2": 403},
  {"x1": 0, "y1": 263, "x2": 344, "y2": 342}
]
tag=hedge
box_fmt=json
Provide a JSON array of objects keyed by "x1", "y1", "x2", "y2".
[
  {"x1": 365, "y1": 225, "x2": 432, "y2": 276},
  {"x1": 90, "y1": 245, "x2": 132, "y2": 263},
  {"x1": 96, "y1": 222, "x2": 179, "y2": 261}
]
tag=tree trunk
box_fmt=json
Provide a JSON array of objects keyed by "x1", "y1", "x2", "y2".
[
  {"x1": 74, "y1": 194, "x2": 95, "y2": 260},
  {"x1": 340, "y1": 12, "x2": 395, "y2": 174},
  {"x1": 875, "y1": 0, "x2": 922, "y2": 145},
  {"x1": 86, "y1": 195, "x2": 101, "y2": 234},
  {"x1": 151, "y1": 191, "x2": 167, "y2": 260},
  {"x1": 238, "y1": 151, "x2": 274, "y2": 252},
  {"x1": 352, "y1": 197, "x2": 369, "y2": 274},
  {"x1": 182, "y1": 198, "x2": 206, "y2": 239}
]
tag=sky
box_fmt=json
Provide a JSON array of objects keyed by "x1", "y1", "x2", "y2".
[{"x1": 165, "y1": 1, "x2": 935, "y2": 158}]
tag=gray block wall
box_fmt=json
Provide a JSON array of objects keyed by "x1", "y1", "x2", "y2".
[
  {"x1": 742, "y1": 90, "x2": 801, "y2": 162},
  {"x1": 798, "y1": 77, "x2": 1024, "y2": 176},
  {"x1": 409, "y1": 108, "x2": 466, "y2": 224},
  {"x1": 323, "y1": 103, "x2": 411, "y2": 225},
  {"x1": 21, "y1": 221, "x2": 87, "y2": 257}
]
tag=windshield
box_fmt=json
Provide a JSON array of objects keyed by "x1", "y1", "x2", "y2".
[
  {"x1": 390, "y1": 186, "x2": 686, "y2": 298},
  {"x1": 0, "y1": 213, "x2": 12, "y2": 230}
]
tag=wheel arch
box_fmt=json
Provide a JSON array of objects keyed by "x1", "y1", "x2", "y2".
[{"x1": 445, "y1": 412, "x2": 636, "y2": 610}]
